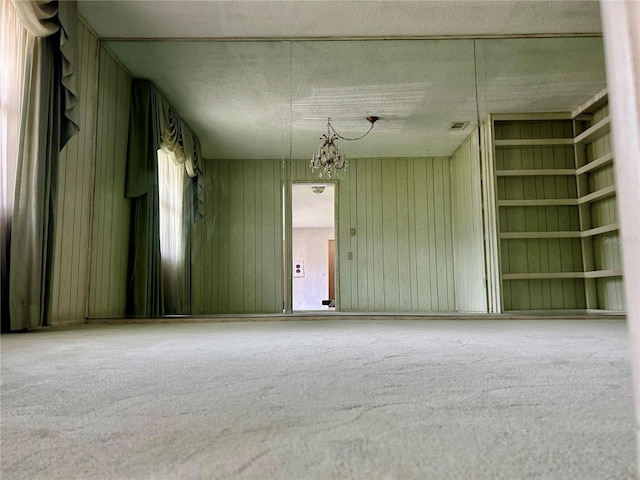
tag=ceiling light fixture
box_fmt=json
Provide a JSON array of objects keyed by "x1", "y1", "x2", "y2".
[
  {"x1": 310, "y1": 116, "x2": 378, "y2": 178},
  {"x1": 311, "y1": 186, "x2": 325, "y2": 195}
]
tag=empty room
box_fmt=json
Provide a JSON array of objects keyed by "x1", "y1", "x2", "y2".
[{"x1": 2, "y1": 1, "x2": 639, "y2": 479}]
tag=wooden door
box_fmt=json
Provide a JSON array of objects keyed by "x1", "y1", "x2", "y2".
[{"x1": 328, "y1": 239, "x2": 335, "y2": 303}]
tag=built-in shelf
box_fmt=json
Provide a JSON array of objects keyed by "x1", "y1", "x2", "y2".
[
  {"x1": 498, "y1": 199, "x2": 578, "y2": 207},
  {"x1": 503, "y1": 270, "x2": 622, "y2": 280},
  {"x1": 583, "y1": 269, "x2": 623, "y2": 279},
  {"x1": 491, "y1": 113, "x2": 574, "y2": 122},
  {"x1": 577, "y1": 184, "x2": 616, "y2": 205},
  {"x1": 493, "y1": 101, "x2": 624, "y2": 313},
  {"x1": 495, "y1": 138, "x2": 574, "y2": 147},
  {"x1": 585, "y1": 309, "x2": 626, "y2": 315},
  {"x1": 502, "y1": 272, "x2": 584, "y2": 280},
  {"x1": 571, "y1": 87, "x2": 608, "y2": 117},
  {"x1": 574, "y1": 116, "x2": 611, "y2": 145},
  {"x1": 496, "y1": 169, "x2": 575, "y2": 177},
  {"x1": 580, "y1": 223, "x2": 619, "y2": 238},
  {"x1": 500, "y1": 231, "x2": 581, "y2": 239},
  {"x1": 576, "y1": 152, "x2": 614, "y2": 175}
]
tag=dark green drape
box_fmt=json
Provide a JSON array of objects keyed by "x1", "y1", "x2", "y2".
[
  {"x1": 8, "y1": 34, "x2": 72, "y2": 331},
  {"x1": 125, "y1": 81, "x2": 164, "y2": 317},
  {"x1": 6, "y1": 1, "x2": 79, "y2": 332}
]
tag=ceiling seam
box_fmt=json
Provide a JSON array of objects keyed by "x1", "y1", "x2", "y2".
[{"x1": 100, "y1": 33, "x2": 604, "y2": 43}]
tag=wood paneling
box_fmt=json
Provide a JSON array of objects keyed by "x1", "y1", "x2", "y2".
[
  {"x1": 450, "y1": 130, "x2": 487, "y2": 312},
  {"x1": 192, "y1": 159, "x2": 283, "y2": 314},
  {"x1": 193, "y1": 157, "x2": 455, "y2": 313},
  {"x1": 49, "y1": 22, "x2": 100, "y2": 325},
  {"x1": 494, "y1": 120, "x2": 586, "y2": 310},
  {"x1": 294, "y1": 157, "x2": 455, "y2": 312},
  {"x1": 87, "y1": 45, "x2": 132, "y2": 318}
]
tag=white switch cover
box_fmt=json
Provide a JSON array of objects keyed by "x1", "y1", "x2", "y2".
[{"x1": 293, "y1": 260, "x2": 304, "y2": 277}]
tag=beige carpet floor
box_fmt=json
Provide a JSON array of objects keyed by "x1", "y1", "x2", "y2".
[{"x1": 1, "y1": 319, "x2": 637, "y2": 479}]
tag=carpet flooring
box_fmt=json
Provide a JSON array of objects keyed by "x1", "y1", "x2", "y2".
[{"x1": 1, "y1": 319, "x2": 637, "y2": 479}]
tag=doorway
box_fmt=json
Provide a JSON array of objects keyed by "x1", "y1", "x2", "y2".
[{"x1": 291, "y1": 183, "x2": 336, "y2": 311}]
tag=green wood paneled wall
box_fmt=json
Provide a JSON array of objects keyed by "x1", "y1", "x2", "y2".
[
  {"x1": 49, "y1": 22, "x2": 100, "y2": 325},
  {"x1": 495, "y1": 120, "x2": 586, "y2": 310},
  {"x1": 192, "y1": 159, "x2": 283, "y2": 313},
  {"x1": 583, "y1": 104, "x2": 625, "y2": 310},
  {"x1": 88, "y1": 45, "x2": 132, "y2": 317},
  {"x1": 293, "y1": 157, "x2": 455, "y2": 312},
  {"x1": 450, "y1": 130, "x2": 487, "y2": 312},
  {"x1": 192, "y1": 157, "x2": 456, "y2": 313}
]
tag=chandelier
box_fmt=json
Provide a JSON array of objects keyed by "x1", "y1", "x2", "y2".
[{"x1": 310, "y1": 116, "x2": 378, "y2": 178}]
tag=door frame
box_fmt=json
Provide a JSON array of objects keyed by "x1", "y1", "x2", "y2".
[{"x1": 284, "y1": 180, "x2": 339, "y2": 313}]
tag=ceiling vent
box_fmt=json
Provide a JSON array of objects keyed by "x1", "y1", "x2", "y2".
[{"x1": 449, "y1": 121, "x2": 468, "y2": 130}]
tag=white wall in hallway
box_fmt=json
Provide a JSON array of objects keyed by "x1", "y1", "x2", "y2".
[{"x1": 293, "y1": 227, "x2": 334, "y2": 311}]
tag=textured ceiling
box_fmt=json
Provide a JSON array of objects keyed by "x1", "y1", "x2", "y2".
[
  {"x1": 79, "y1": 1, "x2": 602, "y2": 39},
  {"x1": 292, "y1": 184, "x2": 335, "y2": 229},
  {"x1": 81, "y1": 1, "x2": 607, "y2": 160},
  {"x1": 105, "y1": 37, "x2": 606, "y2": 159}
]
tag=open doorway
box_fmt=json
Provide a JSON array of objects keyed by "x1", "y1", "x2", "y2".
[{"x1": 291, "y1": 183, "x2": 336, "y2": 311}]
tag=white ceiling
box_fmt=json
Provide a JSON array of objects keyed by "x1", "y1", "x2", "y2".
[
  {"x1": 292, "y1": 183, "x2": 335, "y2": 229},
  {"x1": 78, "y1": 1, "x2": 607, "y2": 160},
  {"x1": 79, "y1": 1, "x2": 602, "y2": 39}
]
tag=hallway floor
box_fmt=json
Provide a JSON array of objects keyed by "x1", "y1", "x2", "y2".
[{"x1": 1, "y1": 319, "x2": 637, "y2": 479}]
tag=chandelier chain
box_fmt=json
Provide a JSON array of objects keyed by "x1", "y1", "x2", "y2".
[{"x1": 328, "y1": 120, "x2": 375, "y2": 141}]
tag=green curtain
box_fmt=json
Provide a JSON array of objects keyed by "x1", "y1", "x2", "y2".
[
  {"x1": 125, "y1": 82, "x2": 206, "y2": 317},
  {"x1": 9, "y1": 37, "x2": 58, "y2": 331},
  {"x1": 125, "y1": 81, "x2": 164, "y2": 317},
  {"x1": 7, "y1": 0, "x2": 79, "y2": 331}
]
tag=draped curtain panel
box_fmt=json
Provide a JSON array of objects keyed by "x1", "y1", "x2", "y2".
[
  {"x1": 0, "y1": 1, "x2": 30, "y2": 331},
  {"x1": 6, "y1": 0, "x2": 79, "y2": 331},
  {"x1": 125, "y1": 80, "x2": 203, "y2": 317},
  {"x1": 125, "y1": 81, "x2": 164, "y2": 317}
]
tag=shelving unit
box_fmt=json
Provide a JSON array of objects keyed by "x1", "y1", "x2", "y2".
[
  {"x1": 490, "y1": 88, "x2": 624, "y2": 313},
  {"x1": 572, "y1": 89, "x2": 624, "y2": 311},
  {"x1": 493, "y1": 117, "x2": 584, "y2": 310}
]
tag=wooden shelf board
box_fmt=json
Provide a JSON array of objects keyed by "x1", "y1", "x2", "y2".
[
  {"x1": 576, "y1": 152, "x2": 614, "y2": 175},
  {"x1": 574, "y1": 116, "x2": 611, "y2": 144},
  {"x1": 503, "y1": 270, "x2": 622, "y2": 280},
  {"x1": 574, "y1": 114, "x2": 593, "y2": 122},
  {"x1": 492, "y1": 113, "x2": 573, "y2": 121},
  {"x1": 585, "y1": 308, "x2": 626, "y2": 315},
  {"x1": 500, "y1": 231, "x2": 580, "y2": 239},
  {"x1": 581, "y1": 223, "x2": 619, "y2": 238},
  {"x1": 498, "y1": 199, "x2": 578, "y2": 207},
  {"x1": 578, "y1": 184, "x2": 616, "y2": 205},
  {"x1": 496, "y1": 169, "x2": 575, "y2": 177},
  {"x1": 495, "y1": 138, "x2": 574, "y2": 147},
  {"x1": 502, "y1": 272, "x2": 584, "y2": 280},
  {"x1": 571, "y1": 87, "x2": 608, "y2": 117},
  {"x1": 584, "y1": 269, "x2": 623, "y2": 279}
]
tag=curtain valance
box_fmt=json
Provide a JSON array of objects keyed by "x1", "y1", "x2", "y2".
[
  {"x1": 179, "y1": 124, "x2": 202, "y2": 178},
  {"x1": 10, "y1": 0, "x2": 79, "y2": 148},
  {"x1": 159, "y1": 99, "x2": 184, "y2": 162},
  {"x1": 127, "y1": 82, "x2": 202, "y2": 200}
]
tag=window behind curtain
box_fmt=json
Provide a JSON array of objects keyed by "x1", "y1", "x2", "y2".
[{"x1": 157, "y1": 149, "x2": 189, "y2": 314}]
